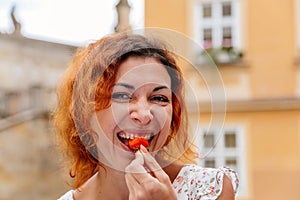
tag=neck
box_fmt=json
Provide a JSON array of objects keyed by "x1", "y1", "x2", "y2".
[
  {"x1": 74, "y1": 166, "x2": 129, "y2": 200},
  {"x1": 163, "y1": 162, "x2": 184, "y2": 183},
  {"x1": 97, "y1": 166, "x2": 129, "y2": 199}
]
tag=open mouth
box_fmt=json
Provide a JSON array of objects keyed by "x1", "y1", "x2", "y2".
[{"x1": 117, "y1": 132, "x2": 155, "y2": 150}]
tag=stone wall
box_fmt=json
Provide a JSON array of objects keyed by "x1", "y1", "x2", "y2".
[
  {"x1": 0, "y1": 118, "x2": 71, "y2": 200},
  {"x1": 0, "y1": 32, "x2": 76, "y2": 199}
]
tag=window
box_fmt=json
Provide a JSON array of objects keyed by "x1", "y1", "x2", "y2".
[
  {"x1": 0, "y1": 92, "x2": 8, "y2": 118},
  {"x1": 203, "y1": 3, "x2": 212, "y2": 18},
  {"x1": 203, "y1": 28, "x2": 213, "y2": 49},
  {"x1": 194, "y1": 0, "x2": 241, "y2": 50},
  {"x1": 222, "y1": 1, "x2": 232, "y2": 16},
  {"x1": 205, "y1": 158, "x2": 216, "y2": 168},
  {"x1": 224, "y1": 131, "x2": 236, "y2": 147},
  {"x1": 196, "y1": 125, "x2": 247, "y2": 196},
  {"x1": 204, "y1": 132, "x2": 215, "y2": 148},
  {"x1": 226, "y1": 158, "x2": 237, "y2": 168},
  {"x1": 222, "y1": 26, "x2": 232, "y2": 47}
]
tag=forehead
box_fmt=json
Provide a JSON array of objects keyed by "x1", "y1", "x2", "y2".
[{"x1": 116, "y1": 57, "x2": 171, "y2": 87}]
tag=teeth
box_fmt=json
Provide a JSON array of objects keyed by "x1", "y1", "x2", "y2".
[
  {"x1": 130, "y1": 134, "x2": 134, "y2": 139},
  {"x1": 119, "y1": 133, "x2": 152, "y2": 140}
]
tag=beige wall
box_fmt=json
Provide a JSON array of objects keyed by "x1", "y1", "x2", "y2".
[
  {"x1": 248, "y1": 111, "x2": 300, "y2": 199},
  {"x1": 247, "y1": 0, "x2": 297, "y2": 98},
  {"x1": 145, "y1": 0, "x2": 188, "y2": 35}
]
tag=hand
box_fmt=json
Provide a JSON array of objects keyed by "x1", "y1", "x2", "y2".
[{"x1": 125, "y1": 145, "x2": 177, "y2": 200}]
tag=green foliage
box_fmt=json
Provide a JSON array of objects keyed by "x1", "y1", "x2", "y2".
[{"x1": 200, "y1": 47, "x2": 243, "y2": 65}]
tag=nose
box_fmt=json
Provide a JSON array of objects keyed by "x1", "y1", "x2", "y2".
[{"x1": 130, "y1": 98, "x2": 153, "y2": 125}]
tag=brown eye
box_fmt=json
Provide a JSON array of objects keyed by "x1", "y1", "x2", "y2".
[
  {"x1": 150, "y1": 95, "x2": 170, "y2": 105},
  {"x1": 112, "y1": 92, "x2": 132, "y2": 102}
]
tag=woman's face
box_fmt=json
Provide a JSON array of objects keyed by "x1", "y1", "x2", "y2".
[{"x1": 93, "y1": 56, "x2": 173, "y2": 169}]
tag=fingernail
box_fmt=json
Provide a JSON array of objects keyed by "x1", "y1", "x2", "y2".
[{"x1": 140, "y1": 144, "x2": 148, "y2": 153}]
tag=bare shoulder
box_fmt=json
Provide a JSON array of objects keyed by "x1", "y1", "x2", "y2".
[{"x1": 217, "y1": 175, "x2": 235, "y2": 200}]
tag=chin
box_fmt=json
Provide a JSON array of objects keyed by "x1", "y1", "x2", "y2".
[{"x1": 97, "y1": 145, "x2": 135, "y2": 172}]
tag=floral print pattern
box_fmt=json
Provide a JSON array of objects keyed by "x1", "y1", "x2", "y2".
[
  {"x1": 173, "y1": 164, "x2": 239, "y2": 200},
  {"x1": 58, "y1": 164, "x2": 239, "y2": 200}
]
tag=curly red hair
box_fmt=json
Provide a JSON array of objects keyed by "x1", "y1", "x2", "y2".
[{"x1": 52, "y1": 32, "x2": 196, "y2": 188}]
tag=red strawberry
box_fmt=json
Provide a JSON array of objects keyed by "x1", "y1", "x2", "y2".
[{"x1": 128, "y1": 138, "x2": 149, "y2": 152}]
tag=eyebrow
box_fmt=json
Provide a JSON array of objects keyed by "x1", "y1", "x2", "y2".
[
  {"x1": 114, "y1": 83, "x2": 170, "y2": 92},
  {"x1": 114, "y1": 83, "x2": 135, "y2": 90},
  {"x1": 153, "y1": 85, "x2": 169, "y2": 92}
]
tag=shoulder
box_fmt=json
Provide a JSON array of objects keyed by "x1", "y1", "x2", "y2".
[
  {"x1": 57, "y1": 190, "x2": 74, "y2": 200},
  {"x1": 172, "y1": 164, "x2": 239, "y2": 200},
  {"x1": 217, "y1": 174, "x2": 235, "y2": 199}
]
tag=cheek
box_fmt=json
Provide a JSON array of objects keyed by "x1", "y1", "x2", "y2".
[
  {"x1": 154, "y1": 105, "x2": 173, "y2": 129},
  {"x1": 152, "y1": 106, "x2": 173, "y2": 150},
  {"x1": 97, "y1": 108, "x2": 115, "y2": 137},
  {"x1": 97, "y1": 103, "x2": 128, "y2": 133},
  {"x1": 110, "y1": 103, "x2": 129, "y2": 124}
]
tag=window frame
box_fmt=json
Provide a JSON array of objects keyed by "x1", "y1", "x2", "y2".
[
  {"x1": 193, "y1": 0, "x2": 242, "y2": 50},
  {"x1": 196, "y1": 124, "x2": 248, "y2": 196}
]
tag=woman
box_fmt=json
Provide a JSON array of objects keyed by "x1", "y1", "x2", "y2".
[{"x1": 54, "y1": 32, "x2": 238, "y2": 199}]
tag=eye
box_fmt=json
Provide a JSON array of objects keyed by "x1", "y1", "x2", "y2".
[
  {"x1": 149, "y1": 95, "x2": 170, "y2": 105},
  {"x1": 111, "y1": 92, "x2": 132, "y2": 102}
]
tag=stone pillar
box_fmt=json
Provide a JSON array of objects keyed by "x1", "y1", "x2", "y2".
[{"x1": 115, "y1": 0, "x2": 132, "y2": 32}]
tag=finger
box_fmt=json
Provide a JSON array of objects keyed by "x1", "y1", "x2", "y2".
[
  {"x1": 140, "y1": 144, "x2": 149, "y2": 154},
  {"x1": 127, "y1": 173, "x2": 159, "y2": 200},
  {"x1": 125, "y1": 151, "x2": 146, "y2": 174},
  {"x1": 125, "y1": 173, "x2": 147, "y2": 200},
  {"x1": 126, "y1": 161, "x2": 157, "y2": 183},
  {"x1": 140, "y1": 147, "x2": 170, "y2": 183},
  {"x1": 126, "y1": 173, "x2": 156, "y2": 200},
  {"x1": 126, "y1": 151, "x2": 159, "y2": 186},
  {"x1": 140, "y1": 145, "x2": 162, "y2": 172},
  {"x1": 125, "y1": 173, "x2": 141, "y2": 192}
]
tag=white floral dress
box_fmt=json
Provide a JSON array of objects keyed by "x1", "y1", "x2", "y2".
[
  {"x1": 58, "y1": 164, "x2": 239, "y2": 200},
  {"x1": 173, "y1": 165, "x2": 239, "y2": 199}
]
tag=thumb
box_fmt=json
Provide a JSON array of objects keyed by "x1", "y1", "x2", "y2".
[{"x1": 125, "y1": 151, "x2": 146, "y2": 174}]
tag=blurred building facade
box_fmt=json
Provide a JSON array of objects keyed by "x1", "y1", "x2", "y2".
[
  {"x1": 145, "y1": 0, "x2": 300, "y2": 199},
  {"x1": 0, "y1": 10, "x2": 76, "y2": 200},
  {"x1": 0, "y1": 2, "x2": 134, "y2": 199}
]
